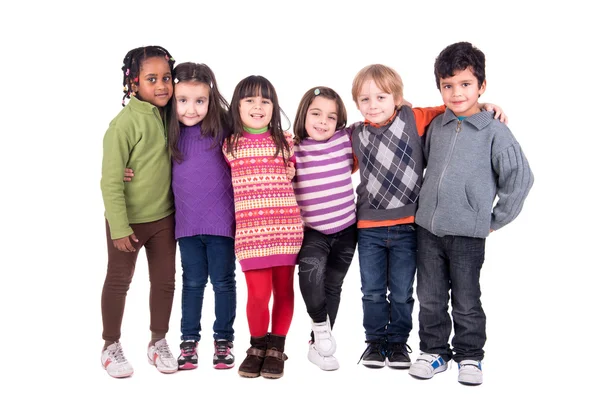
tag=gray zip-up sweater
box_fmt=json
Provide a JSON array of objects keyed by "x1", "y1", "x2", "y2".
[{"x1": 415, "y1": 109, "x2": 533, "y2": 238}]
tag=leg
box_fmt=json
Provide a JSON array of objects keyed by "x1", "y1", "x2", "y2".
[
  {"x1": 271, "y1": 265, "x2": 295, "y2": 336},
  {"x1": 206, "y1": 235, "x2": 237, "y2": 341},
  {"x1": 297, "y1": 229, "x2": 330, "y2": 324},
  {"x1": 386, "y1": 224, "x2": 417, "y2": 345},
  {"x1": 178, "y1": 235, "x2": 210, "y2": 342},
  {"x1": 244, "y1": 268, "x2": 273, "y2": 337},
  {"x1": 144, "y1": 215, "x2": 176, "y2": 340},
  {"x1": 415, "y1": 226, "x2": 452, "y2": 360},
  {"x1": 357, "y1": 227, "x2": 389, "y2": 342},
  {"x1": 324, "y1": 224, "x2": 357, "y2": 328},
  {"x1": 101, "y1": 219, "x2": 142, "y2": 343},
  {"x1": 447, "y1": 236, "x2": 486, "y2": 363}
]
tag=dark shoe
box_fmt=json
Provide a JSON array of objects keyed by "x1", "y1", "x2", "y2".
[
  {"x1": 238, "y1": 336, "x2": 267, "y2": 378},
  {"x1": 387, "y1": 342, "x2": 412, "y2": 369},
  {"x1": 260, "y1": 334, "x2": 288, "y2": 379},
  {"x1": 177, "y1": 340, "x2": 198, "y2": 370},
  {"x1": 213, "y1": 339, "x2": 235, "y2": 369},
  {"x1": 357, "y1": 340, "x2": 386, "y2": 368}
]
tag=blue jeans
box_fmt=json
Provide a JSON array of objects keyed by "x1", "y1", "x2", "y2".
[
  {"x1": 416, "y1": 226, "x2": 486, "y2": 362},
  {"x1": 179, "y1": 235, "x2": 236, "y2": 342},
  {"x1": 297, "y1": 225, "x2": 357, "y2": 333},
  {"x1": 358, "y1": 224, "x2": 417, "y2": 344}
]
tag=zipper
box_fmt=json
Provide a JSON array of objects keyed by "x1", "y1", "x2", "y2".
[{"x1": 430, "y1": 120, "x2": 461, "y2": 231}]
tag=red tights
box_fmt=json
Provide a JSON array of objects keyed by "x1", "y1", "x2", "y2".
[{"x1": 244, "y1": 265, "x2": 294, "y2": 337}]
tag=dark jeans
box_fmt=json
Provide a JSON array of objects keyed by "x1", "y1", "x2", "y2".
[
  {"x1": 358, "y1": 224, "x2": 417, "y2": 344},
  {"x1": 297, "y1": 225, "x2": 357, "y2": 334},
  {"x1": 179, "y1": 234, "x2": 236, "y2": 342},
  {"x1": 416, "y1": 226, "x2": 486, "y2": 362}
]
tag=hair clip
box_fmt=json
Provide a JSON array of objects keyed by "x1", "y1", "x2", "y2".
[
  {"x1": 209, "y1": 81, "x2": 213, "y2": 89},
  {"x1": 123, "y1": 84, "x2": 128, "y2": 92},
  {"x1": 174, "y1": 78, "x2": 179, "y2": 84},
  {"x1": 125, "y1": 68, "x2": 130, "y2": 76},
  {"x1": 314, "y1": 88, "x2": 321, "y2": 96},
  {"x1": 134, "y1": 77, "x2": 139, "y2": 83}
]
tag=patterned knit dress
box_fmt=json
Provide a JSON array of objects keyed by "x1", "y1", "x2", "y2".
[{"x1": 223, "y1": 131, "x2": 303, "y2": 271}]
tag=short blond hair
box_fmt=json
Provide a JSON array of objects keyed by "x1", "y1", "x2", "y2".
[{"x1": 351, "y1": 64, "x2": 404, "y2": 106}]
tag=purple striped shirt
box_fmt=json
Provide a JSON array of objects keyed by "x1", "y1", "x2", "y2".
[{"x1": 292, "y1": 129, "x2": 356, "y2": 234}]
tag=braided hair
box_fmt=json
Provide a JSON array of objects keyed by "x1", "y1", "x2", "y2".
[{"x1": 121, "y1": 45, "x2": 175, "y2": 106}]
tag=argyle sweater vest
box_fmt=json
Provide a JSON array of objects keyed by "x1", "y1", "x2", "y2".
[{"x1": 351, "y1": 106, "x2": 424, "y2": 222}]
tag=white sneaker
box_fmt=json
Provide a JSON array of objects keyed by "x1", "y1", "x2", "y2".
[
  {"x1": 101, "y1": 342, "x2": 133, "y2": 378},
  {"x1": 307, "y1": 342, "x2": 339, "y2": 371},
  {"x1": 147, "y1": 339, "x2": 178, "y2": 373},
  {"x1": 408, "y1": 353, "x2": 448, "y2": 379},
  {"x1": 311, "y1": 317, "x2": 336, "y2": 356},
  {"x1": 458, "y1": 360, "x2": 483, "y2": 385}
]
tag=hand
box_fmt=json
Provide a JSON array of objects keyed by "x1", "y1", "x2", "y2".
[
  {"x1": 113, "y1": 233, "x2": 139, "y2": 252},
  {"x1": 480, "y1": 103, "x2": 508, "y2": 124},
  {"x1": 285, "y1": 162, "x2": 296, "y2": 181},
  {"x1": 123, "y1": 168, "x2": 134, "y2": 182}
]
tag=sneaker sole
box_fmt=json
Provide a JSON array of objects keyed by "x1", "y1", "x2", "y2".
[
  {"x1": 408, "y1": 363, "x2": 448, "y2": 379},
  {"x1": 387, "y1": 361, "x2": 411, "y2": 369},
  {"x1": 178, "y1": 362, "x2": 197, "y2": 370},
  {"x1": 214, "y1": 362, "x2": 235, "y2": 369},
  {"x1": 362, "y1": 360, "x2": 385, "y2": 369},
  {"x1": 148, "y1": 357, "x2": 178, "y2": 374}
]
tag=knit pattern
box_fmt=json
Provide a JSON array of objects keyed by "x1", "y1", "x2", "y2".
[
  {"x1": 223, "y1": 131, "x2": 303, "y2": 271},
  {"x1": 172, "y1": 124, "x2": 235, "y2": 240},
  {"x1": 293, "y1": 129, "x2": 356, "y2": 234}
]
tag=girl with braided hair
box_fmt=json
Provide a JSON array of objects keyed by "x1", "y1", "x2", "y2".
[{"x1": 100, "y1": 45, "x2": 178, "y2": 378}]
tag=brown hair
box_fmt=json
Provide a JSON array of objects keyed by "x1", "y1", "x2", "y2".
[{"x1": 293, "y1": 86, "x2": 347, "y2": 144}]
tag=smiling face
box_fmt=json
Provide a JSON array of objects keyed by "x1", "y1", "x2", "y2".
[
  {"x1": 132, "y1": 56, "x2": 173, "y2": 108},
  {"x1": 304, "y1": 96, "x2": 339, "y2": 141},
  {"x1": 356, "y1": 79, "x2": 397, "y2": 124},
  {"x1": 239, "y1": 95, "x2": 273, "y2": 130},
  {"x1": 175, "y1": 81, "x2": 210, "y2": 126},
  {"x1": 440, "y1": 67, "x2": 486, "y2": 117}
]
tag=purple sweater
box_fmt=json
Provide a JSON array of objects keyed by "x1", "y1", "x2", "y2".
[{"x1": 171, "y1": 124, "x2": 235, "y2": 240}]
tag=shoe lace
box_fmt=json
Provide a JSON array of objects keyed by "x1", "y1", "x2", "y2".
[
  {"x1": 357, "y1": 341, "x2": 384, "y2": 364},
  {"x1": 215, "y1": 340, "x2": 231, "y2": 356},
  {"x1": 388, "y1": 342, "x2": 412, "y2": 356},
  {"x1": 111, "y1": 343, "x2": 127, "y2": 363},
  {"x1": 156, "y1": 341, "x2": 175, "y2": 360}
]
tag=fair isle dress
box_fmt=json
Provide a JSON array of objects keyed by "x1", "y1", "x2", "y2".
[{"x1": 223, "y1": 130, "x2": 303, "y2": 272}]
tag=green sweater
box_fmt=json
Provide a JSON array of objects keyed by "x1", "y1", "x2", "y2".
[{"x1": 100, "y1": 97, "x2": 174, "y2": 239}]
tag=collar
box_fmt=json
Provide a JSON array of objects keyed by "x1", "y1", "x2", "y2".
[
  {"x1": 365, "y1": 110, "x2": 398, "y2": 128},
  {"x1": 127, "y1": 96, "x2": 160, "y2": 114},
  {"x1": 441, "y1": 108, "x2": 494, "y2": 131}
]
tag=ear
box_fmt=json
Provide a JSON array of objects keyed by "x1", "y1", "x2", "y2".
[{"x1": 478, "y1": 79, "x2": 487, "y2": 97}]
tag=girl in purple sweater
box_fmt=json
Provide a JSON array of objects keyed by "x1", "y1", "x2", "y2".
[{"x1": 127, "y1": 62, "x2": 237, "y2": 370}]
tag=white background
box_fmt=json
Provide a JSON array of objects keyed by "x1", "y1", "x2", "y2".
[{"x1": 1, "y1": 1, "x2": 598, "y2": 398}]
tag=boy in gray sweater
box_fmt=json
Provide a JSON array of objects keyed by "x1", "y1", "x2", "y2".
[{"x1": 409, "y1": 42, "x2": 534, "y2": 386}]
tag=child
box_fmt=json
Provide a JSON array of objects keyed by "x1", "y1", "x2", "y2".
[
  {"x1": 409, "y1": 42, "x2": 533, "y2": 386},
  {"x1": 168, "y1": 62, "x2": 237, "y2": 370},
  {"x1": 292, "y1": 87, "x2": 358, "y2": 371},
  {"x1": 223, "y1": 75, "x2": 304, "y2": 379},
  {"x1": 100, "y1": 45, "x2": 178, "y2": 378},
  {"x1": 350, "y1": 64, "x2": 505, "y2": 369}
]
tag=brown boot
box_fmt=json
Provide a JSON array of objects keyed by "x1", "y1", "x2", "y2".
[
  {"x1": 238, "y1": 335, "x2": 267, "y2": 378},
  {"x1": 260, "y1": 334, "x2": 288, "y2": 379}
]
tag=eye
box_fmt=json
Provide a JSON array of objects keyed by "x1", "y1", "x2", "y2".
[
  {"x1": 148, "y1": 77, "x2": 157, "y2": 83},
  {"x1": 262, "y1": 99, "x2": 271, "y2": 105},
  {"x1": 311, "y1": 112, "x2": 319, "y2": 116},
  {"x1": 442, "y1": 85, "x2": 451, "y2": 89},
  {"x1": 328, "y1": 116, "x2": 337, "y2": 121},
  {"x1": 178, "y1": 98, "x2": 186, "y2": 103},
  {"x1": 360, "y1": 98, "x2": 368, "y2": 103},
  {"x1": 462, "y1": 83, "x2": 470, "y2": 87},
  {"x1": 197, "y1": 100, "x2": 204, "y2": 105},
  {"x1": 164, "y1": 76, "x2": 171, "y2": 82},
  {"x1": 377, "y1": 95, "x2": 386, "y2": 101}
]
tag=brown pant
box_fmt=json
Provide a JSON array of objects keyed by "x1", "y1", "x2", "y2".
[{"x1": 101, "y1": 214, "x2": 176, "y2": 342}]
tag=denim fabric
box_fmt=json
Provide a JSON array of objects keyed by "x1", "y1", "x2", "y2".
[
  {"x1": 179, "y1": 235, "x2": 236, "y2": 342},
  {"x1": 297, "y1": 225, "x2": 357, "y2": 329},
  {"x1": 357, "y1": 224, "x2": 417, "y2": 343},
  {"x1": 416, "y1": 226, "x2": 486, "y2": 362}
]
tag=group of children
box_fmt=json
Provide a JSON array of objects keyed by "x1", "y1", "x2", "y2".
[{"x1": 99, "y1": 42, "x2": 534, "y2": 386}]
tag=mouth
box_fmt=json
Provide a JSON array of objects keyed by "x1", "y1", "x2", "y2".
[
  {"x1": 250, "y1": 113, "x2": 264, "y2": 119},
  {"x1": 313, "y1": 126, "x2": 328, "y2": 133}
]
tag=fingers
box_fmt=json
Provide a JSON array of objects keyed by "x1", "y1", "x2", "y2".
[
  {"x1": 123, "y1": 168, "x2": 135, "y2": 182},
  {"x1": 130, "y1": 233, "x2": 139, "y2": 243},
  {"x1": 123, "y1": 237, "x2": 136, "y2": 252}
]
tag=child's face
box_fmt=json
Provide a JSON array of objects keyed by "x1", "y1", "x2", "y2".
[
  {"x1": 132, "y1": 57, "x2": 173, "y2": 108},
  {"x1": 175, "y1": 81, "x2": 210, "y2": 127},
  {"x1": 439, "y1": 68, "x2": 486, "y2": 118},
  {"x1": 239, "y1": 96, "x2": 273, "y2": 130},
  {"x1": 356, "y1": 80, "x2": 397, "y2": 125},
  {"x1": 304, "y1": 96, "x2": 338, "y2": 142}
]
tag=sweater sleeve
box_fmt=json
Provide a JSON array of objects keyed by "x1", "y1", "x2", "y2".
[
  {"x1": 100, "y1": 125, "x2": 134, "y2": 239},
  {"x1": 490, "y1": 142, "x2": 534, "y2": 231},
  {"x1": 412, "y1": 106, "x2": 446, "y2": 136}
]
